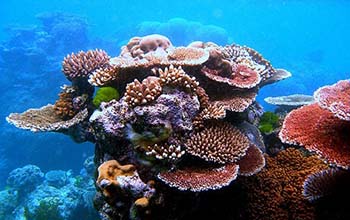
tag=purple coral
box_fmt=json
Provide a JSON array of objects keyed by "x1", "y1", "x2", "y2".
[{"x1": 134, "y1": 89, "x2": 200, "y2": 133}]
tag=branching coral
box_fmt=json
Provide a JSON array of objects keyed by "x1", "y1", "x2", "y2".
[
  {"x1": 62, "y1": 49, "x2": 110, "y2": 81},
  {"x1": 241, "y1": 148, "x2": 328, "y2": 220},
  {"x1": 185, "y1": 121, "x2": 250, "y2": 164},
  {"x1": 124, "y1": 77, "x2": 162, "y2": 107},
  {"x1": 54, "y1": 85, "x2": 78, "y2": 120}
]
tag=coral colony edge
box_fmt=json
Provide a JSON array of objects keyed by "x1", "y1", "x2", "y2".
[{"x1": 6, "y1": 34, "x2": 350, "y2": 219}]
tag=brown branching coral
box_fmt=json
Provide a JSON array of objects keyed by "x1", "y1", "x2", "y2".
[
  {"x1": 185, "y1": 121, "x2": 250, "y2": 164},
  {"x1": 241, "y1": 148, "x2": 328, "y2": 220},
  {"x1": 124, "y1": 76, "x2": 162, "y2": 107},
  {"x1": 158, "y1": 163, "x2": 239, "y2": 192},
  {"x1": 54, "y1": 85, "x2": 77, "y2": 120},
  {"x1": 62, "y1": 49, "x2": 110, "y2": 81},
  {"x1": 6, "y1": 104, "x2": 88, "y2": 132}
]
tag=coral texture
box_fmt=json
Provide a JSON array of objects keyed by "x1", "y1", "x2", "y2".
[
  {"x1": 185, "y1": 121, "x2": 250, "y2": 164},
  {"x1": 241, "y1": 148, "x2": 328, "y2": 220},
  {"x1": 158, "y1": 163, "x2": 239, "y2": 192},
  {"x1": 279, "y1": 103, "x2": 350, "y2": 169},
  {"x1": 62, "y1": 49, "x2": 110, "y2": 81},
  {"x1": 314, "y1": 79, "x2": 350, "y2": 121},
  {"x1": 6, "y1": 104, "x2": 88, "y2": 132},
  {"x1": 237, "y1": 144, "x2": 265, "y2": 176}
]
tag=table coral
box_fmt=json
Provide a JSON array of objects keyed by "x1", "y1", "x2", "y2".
[
  {"x1": 314, "y1": 79, "x2": 350, "y2": 121},
  {"x1": 280, "y1": 103, "x2": 350, "y2": 168}
]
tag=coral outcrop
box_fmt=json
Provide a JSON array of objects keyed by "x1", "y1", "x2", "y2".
[{"x1": 7, "y1": 33, "x2": 290, "y2": 219}]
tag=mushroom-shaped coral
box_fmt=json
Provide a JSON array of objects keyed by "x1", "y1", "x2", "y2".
[
  {"x1": 314, "y1": 79, "x2": 350, "y2": 121},
  {"x1": 185, "y1": 121, "x2": 250, "y2": 164},
  {"x1": 158, "y1": 163, "x2": 239, "y2": 192},
  {"x1": 62, "y1": 49, "x2": 110, "y2": 81},
  {"x1": 6, "y1": 104, "x2": 88, "y2": 132},
  {"x1": 240, "y1": 148, "x2": 328, "y2": 220},
  {"x1": 124, "y1": 76, "x2": 162, "y2": 107},
  {"x1": 279, "y1": 103, "x2": 350, "y2": 169},
  {"x1": 121, "y1": 34, "x2": 172, "y2": 58}
]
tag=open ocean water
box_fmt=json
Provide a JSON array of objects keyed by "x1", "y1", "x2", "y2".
[{"x1": 0, "y1": 0, "x2": 349, "y2": 219}]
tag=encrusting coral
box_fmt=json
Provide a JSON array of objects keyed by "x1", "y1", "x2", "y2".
[
  {"x1": 7, "y1": 34, "x2": 292, "y2": 219},
  {"x1": 240, "y1": 148, "x2": 328, "y2": 220}
]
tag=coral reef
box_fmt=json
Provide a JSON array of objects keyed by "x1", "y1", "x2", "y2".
[
  {"x1": 7, "y1": 33, "x2": 290, "y2": 219},
  {"x1": 264, "y1": 94, "x2": 314, "y2": 113},
  {"x1": 0, "y1": 161, "x2": 99, "y2": 220},
  {"x1": 279, "y1": 79, "x2": 350, "y2": 168}
]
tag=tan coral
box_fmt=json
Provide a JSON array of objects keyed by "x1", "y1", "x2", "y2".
[
  {"x1": 185, "y1": 121, "x2": 250, "y2": 164},
  {"x1": 6, "y1": 104, "x2": 88, "y2": 132},
  {"x1": 152, "y1": 65, "x2": 209, "y2": 108},
  {"x1": 210, "y1": 88, "x2": 258, "y2": 112},
  {"x1": 88, "y1": 65, "x2": 119, "y2": 87},
  {"x1": 62, "y1": 49, "x2": 110, "y2": 81},
  {"x1": 167, "y1": 47, "x2": 210, "y2": 66},
  {"x1": 96, "y1": 160, "x2": 136, "y2": 198},
  {"x1": 54, "y1": 85, "x2": 77, "y2": 120},
  {"x1": 124, "y1": 76, "x2": 162, "y2": 107}
]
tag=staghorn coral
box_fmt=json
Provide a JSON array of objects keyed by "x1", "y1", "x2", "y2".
[
  {"x1": 124, "y1": 76, "x2": 162, "y2": 107},
  {"x1": 185, "y1": 121, "x2": 250, "y2": 164},
  {"x1": 237, "y1": 144, "x2": 265, "y2": 176},
  {"x1": 314, "y1": 79, "x2": 350, "y2": 121},
  {"x1": 6, "y1": 104, "x2": 88, "y2": 132},
  {"x1": 53, "y1": 85, "x2": 77, "y2": 120},
  {"x1": 158, "y1": 163, "x2": 239, "y2": 192},
  {"x1": 279, "y1": 103, "x2": 350, "y2": 169},
  {"x1": 62, "y1": 49, "x2": 110, "y2": 81},
  {"x1": 241, "y1": 148, "x2": 328, "y2": 220}
]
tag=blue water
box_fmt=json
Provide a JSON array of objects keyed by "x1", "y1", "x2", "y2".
[{"x1": 0, "y1": 0, "x2": 349, "y2": 218}]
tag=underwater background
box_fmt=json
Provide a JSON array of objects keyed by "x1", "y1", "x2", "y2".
[{"x1": 0, "y1": 0, "x2": 349, "y2": 219}]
